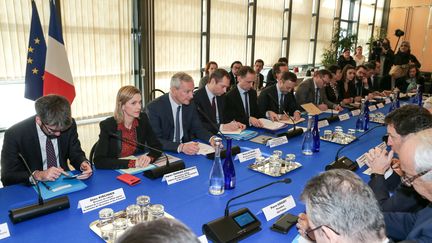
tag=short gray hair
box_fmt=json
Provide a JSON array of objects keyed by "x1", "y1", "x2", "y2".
[
  {"x1": 170, "y1": 72, "x2": 194, "y2": 89},
  {"x1": 413, "y1": 128, "x2": 432, "y2": 181},
  {"x1": 301, "y1": 169, "x2": 386, "y2": 242},
  {"x1": 35, "y1": 95, "x2": 72, "y2": 130},
  {"x1": 116, "y1": 218, "x2": 200, "y2": 243}
]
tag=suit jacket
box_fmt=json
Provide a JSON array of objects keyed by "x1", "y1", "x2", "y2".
[
  {"x1": 325, "y1": 84, "x2": 339, "y2": 103},
  {"x1": 93, "y1": 113, "x2": 162, "y2": 169},
  {"x1": 385, "y1": 204, "x2": 432, "y2": 242},
  {"x1": 337, "y1": 55, "x2": 356, "y2": 70},
  {"x1": 223, "y1": 86, "x2": 261, "y2": 126},
  {"x1": 229, "y1": 71, "x2": 237, "y2": 88},
  {"x1": 355, "y1": 78, "x2": 373, "y2": 97},
  {"x1": 146, "y1": 93, "x2": 213, "y2": 152},
  {"x1": 258, "y1": 84, "x2": 302, "y2": 116},
  {"x1": 295, "y1": 78, "x2": 337, "y2": 108},
  {"x1": 337, "y1": 79, "x2": 357, "y2": 99},
  {"x1": 256, "y1": 73, "x2": 264, "y2": 90},
  {"x1": 193, "y1": 87, "x2": 224, "y2": 134},
  {"x1": 265, "y1": 70, "x2": 277, "y2": 87},
  {"x1": 0, "y1": 116, "x2": 86, "y2": 186}
]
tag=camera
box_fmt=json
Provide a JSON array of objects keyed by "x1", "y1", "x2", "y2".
[{"x1": 395, "y1": 29, "x2": 405, "y2": 37}]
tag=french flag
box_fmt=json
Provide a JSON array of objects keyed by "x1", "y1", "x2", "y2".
[{"x1": 43, "y1": 0, "x2": 75, "y2": 104}]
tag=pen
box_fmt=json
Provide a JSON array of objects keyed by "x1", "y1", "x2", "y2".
[{"x1": 40, "y1": 181, "x2": 51, "y2": 190}]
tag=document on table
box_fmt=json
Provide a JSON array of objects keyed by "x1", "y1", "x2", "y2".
[
  {"x1": 220, "y1": 126, "x2": 243, "y2": 135},
  {"x1": 279, "y1": 117, "x2": 305, "y2": 125},
  {"x1": 197, "y1": 142, "x2": 215, "y2": 155},
  {"x1": 258, "y1": 118, "x2": 287, "y2": 130},
  {"x1": 323, "y1": 109, "x2": 340, "y2": 114},
  {"x1": 117, "y1": 153, "x2": 182, "y2": 174},
  {"x1": 33, "y1": 173, "x2": 87, "y2": 200}
]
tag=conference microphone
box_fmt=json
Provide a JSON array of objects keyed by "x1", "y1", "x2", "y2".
[
  {"x1": 202, "y1": 178, "x2": 292, "y2": 243},
  {"x1": 9, "y1": 153, "x2": 70, "y2": 224},
  {"x1": 108, "y1": 132, "x2": 185, "y2": 179},
  {"x1": 195, "y1": 106, "x2": 241, "y2": 160},
  {"x1": 265, "y1": 94, "x2": 304, "y2": 139},
  {"x1": 325, "y1": 124, "x2": 385, "y2": 171}
]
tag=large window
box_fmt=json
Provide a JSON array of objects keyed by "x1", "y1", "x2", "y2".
[{"x1": 289, "y1": 0, "x2": 313, "y2": 66}]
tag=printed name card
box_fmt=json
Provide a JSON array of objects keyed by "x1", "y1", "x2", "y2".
[
  {"x1": 377, "y1": 103, "x2": 385, "y2": 109},
  {"x1": 237, "y1": 148, "x2": 261, "y2": 163},
  {"x1": 351, "y1": 109, "x2": 361, "y2": 116},
  {"x1": 262, "y1": 195, "x2": 296, "y2": 221},
  {"x1": 338, "y1": 113, "x2": 350, "y2": 121},
  {"x1": 385, "y1": 98, "x2": 391, "y2": 104},
  {"x1": 163, "y1": 166, "x2": 199, "y2": 185},
  {"x1": 356, "y1": 154, "x2": 368, "y2": 168},
  {"x1": 78, "y1": 188, "x2": 126, "y2": 213},
  {"x1": 369, "y1": 105, "x2": 377, "y2": 111},
  {"x1": 376, "y1": 142, "x2": 387, "y2": 150},
  {"x1": 0, "y1": 223, "x2": 10, "y2": 240},
  {"x1": 267, "y1": 136, "x2": 288, "y2": 148},
  {"x1": 318, "y1": 119, "x2": 329, "y2": 128}
]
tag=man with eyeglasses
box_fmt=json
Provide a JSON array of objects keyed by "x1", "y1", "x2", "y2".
[
  {"x1": 365, "y1": 105, "x2": 431, "y2": 212},
  {"x1": 384, "y1": 128, "x2": 432, "y2": 242},
  {"x1": 1, "y1": 95, "x2": 92, "y2": 186},
  {"x1": 297, "y1": 169, "x2": 390, "y2": 243}
]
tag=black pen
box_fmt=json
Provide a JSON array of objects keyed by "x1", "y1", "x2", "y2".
[{"x1": 40, "y1": 181, "x2": 51, "y2": 190}]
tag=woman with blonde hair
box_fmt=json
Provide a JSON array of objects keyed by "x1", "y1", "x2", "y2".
[
  {"x1": 353, "y1": 46, "x2": 365, "y2": 66},
  {"x1": 94, "y1": 86, "x2": 162, "y2": 169}
]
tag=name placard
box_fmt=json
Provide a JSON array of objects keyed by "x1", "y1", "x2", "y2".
[
  {"x1": 377, "y1": 103, "x2": 385, "y2": 109},
  {"x1": 318, "y1": 120, "x2": 329, "y2": 128},
  {"x1": 163, "y1": 166, "x2": 199, "y2": 185},
  {"x1": 338, "y1": 113, "x2": 350, "y2": 121},
  {"x1": 376, "y1": 142, "x2": 387, "y2": 150},
  {"x1": 78, "y1": 188, "x2": 126, "y2": 213},
  {"x1": 385, "y1": 98, "x2": 391, "y2": 104},
  {"x1": 237, "y1": 148, "x2": 261, "y2": 163},
  {"x1": 0, "y1": 223, "x2": 10, "y2": 240},
  {"x1": 369, "y1": 105, "x2": 377, "y2": 111},
  {"x1": 356, "y1": 153, "x2": 368, "y2": 168},
  {"x1": 262, "y1": 195, "x2": 296, "y2": 221},
  {"x1": 267, "y1": 136, "x2": 288, "y2": 148},
  {"x1": 351, "y1": 109, "x2": 361, "y2": 116}
]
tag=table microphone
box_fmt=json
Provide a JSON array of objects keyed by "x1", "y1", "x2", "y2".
[
  {"x1": 325, "y1": 124, "x2": 385, "y2": 171},
  {"x1": 195, "y1": 106, "x2": 241, "y2": 160},
  {"x1": 108, "y1": 132, "x2": 185, "y2": 179},
  {"x1": 9, "y1": 153, "x2": 70, "y2": 224},
  {"x1": 202, "y1": 178, "x2": 291, "y2": 243}
]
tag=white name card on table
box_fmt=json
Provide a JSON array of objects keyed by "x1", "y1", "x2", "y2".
[
  {"x1": 351, "y1": 109, "x2": 361, "y2": 116},
  {"x1": 262, "y1": 195, "x2": 296, "y2": 221},
  {"x1": 318, "y1": 119, "x2": 329, "y2": 128},
  {"x1": 376, "y1": 142, "x2": 387, "y2": 150},
  {"x1": 266, "y1": 136, "x2": 288, "y2": 148},
  {"x1": 385, "y1": 98, "x2": 391, "y2": 104},
  {"x1": 198, "y1": 235, "x2": 209, "y2": 243},
  {"x1": 0, "y1": 223, "x2": 10, "y2": 240},
  {"x1": 369, "y1": 105, "x2": 377, "y2": 111},
  {"x1": 377, "y1": 103, "x2": 385, "y2": 109},
  {"x1": 162, "y1": 166, "x2": 199, "y2": 185},
  {"x1": 78, "y1": 188, "x2": 126, "y2": 213},
  {"x1": 237, "y1": 148, "x2": 261, "y2": 163},
  {"x1": 338, "y1": 113, "x2": 350, "y2": 121},
  {"x1": 356, "y1": 153, "x2": 368, "y2": 168}
]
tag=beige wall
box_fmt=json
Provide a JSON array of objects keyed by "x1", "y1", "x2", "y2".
[{"x1": 387, "y1": 0, "x2": 432, "y2": 72}]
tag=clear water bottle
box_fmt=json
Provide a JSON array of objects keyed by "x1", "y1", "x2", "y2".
[
  {"x1": 209, "y1": 137, "x2": 225, "y2": 195},
  {"x1": 223, "y1": 138, "x2": 236, "y2": 190},
  {"x1": 312, "y1": 115, "x2": 320, "y2": 152},
  {"x1": 356, "y1": 99, "x2": 366, "y2": 132},
  {"x1": 388, "y1": 93, "x2": 396, "y2": 113},
  {"x1": 302, "y1": 115, "x2": 314, "y2": 155}
]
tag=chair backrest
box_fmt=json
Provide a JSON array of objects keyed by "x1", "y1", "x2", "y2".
[
  {"x1": 89, "y1": 141, "x2": 98, "y2": 168},
  {"x1": 150, "y1": 89, "x2": 166, "y2": 100}
]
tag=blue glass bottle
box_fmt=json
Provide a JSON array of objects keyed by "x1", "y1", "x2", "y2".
[
  {"x1": 312, "y1": 115, "x2": 320, "y2": 152},
  {"x1": 356, "y1": 99, "x2": 365, "y2": 132},
  {"x1": 363, "y1": 98, "x2": 370, "y2": 131},
  {"x1": 395, "y1": 90, "x2": 400, "y2": 108},
  {"x1": 223, "y1": 138, "x2": 236, "y2": 190},
  {"x1": 302, "y1": 115, "x2": 313, "y2": 155},
  {"x1": 209, "y1": 138, "x2": 224, "y2": 195},
  {"x1": 417, "y1": 84, "x2": 423, "y2": 106},
  {"x1": 388, "y1": 94, "x2": 396, "y2": 113}
]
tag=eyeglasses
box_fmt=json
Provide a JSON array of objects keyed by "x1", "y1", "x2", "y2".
[
  {"x1": 41, "y1": 122, "x2": 63, "y2": 134},
  {"x1": 401, "y1": 169, "x2": 431, "y2": 187},
  {"x1": 305, "y1": 225, "x2": 340, "y2": 241}
]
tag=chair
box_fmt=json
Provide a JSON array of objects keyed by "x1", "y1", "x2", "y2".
[
  {"x1": 149, "y1": 89, "x2": 165, "y2": 100},
  {"x1": 89, "y1": 141, "x2": 98, "y2": 168}
]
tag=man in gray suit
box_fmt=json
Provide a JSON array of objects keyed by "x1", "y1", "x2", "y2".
[{"x1": 295, "y1": 69, "x2": 343, "y2": 111}]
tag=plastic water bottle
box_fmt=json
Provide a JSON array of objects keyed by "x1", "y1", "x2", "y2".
[
  {"x1": 209, "y1": 137, "x2": 224, "y2": 195},
  {"x1": 223, "y1": 138, "x2": 236, "y2": 190},
  {"x1": 388, "y1": 93, "x2": 396, "y2": 113},
  {"x1": 302, "y1": 115, "x2": 314, "y2": 155},
  {"x1": 312, "y1": 115, "x2": 320, "y2": 152}
]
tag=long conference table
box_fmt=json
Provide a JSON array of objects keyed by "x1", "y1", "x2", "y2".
[{"x1": 0, "y1": 105, "x2": 390, "y2": 243}]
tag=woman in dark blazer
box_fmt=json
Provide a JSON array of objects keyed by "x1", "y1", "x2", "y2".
[
  {"x1": 326, "y1": 64, "x2": 342, "y2": 103},
  {"x1": 94, "y1": 86, "x2": 162, "y2": 169},
  {"x1": 337, "y1": 64, "x2": 358, "y2": 105}
]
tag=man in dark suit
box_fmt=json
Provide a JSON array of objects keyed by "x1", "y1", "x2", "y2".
[
  {"x1": 1, "y1": 95, "x2": 93, "y2": 186},
  {"x1": 146, "y1": 72, "x2": 214, "y2": 155},
  {"x1": 354, "y1": 65, "x2": 372, "y2": 97},
  {"x1": 228, "y1": 61, "x2": 242, "y2": 88},
  {"x1": 194, "y1": 69, "x2": 246, "y2": 134},
  {"x1": 266, "y1": 60, "x2": 288, "y2": 88},
  {"x1": 253, "y1": 59, "x2": 265, "y2": 91},
  {"x1": 258, "y1": 71, "x2": 302, "y2": 122},
  {"x1": 384, "y1": 128, "x2": 432, "y2": 242},
  {"x1": 266, "y1": 57, "x2": 288, "y2": 87},
  {"x1": 223, "y1": 66, "x2": 263, "y2": 127},
  {"x1": 295, "y1": 69, "x2": 343, "y2": 111}
]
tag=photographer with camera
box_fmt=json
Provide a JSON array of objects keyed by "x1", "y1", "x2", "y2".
[
  {"x1": 368, "y1": 38, "x2": 394, "y2": 78},
  {"x1": 394, "y1": 41, "x2": 421, "y2": 69}
]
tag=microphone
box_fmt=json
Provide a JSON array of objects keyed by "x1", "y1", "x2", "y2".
[
  {"x1": 202, "y1": 178, "x2": 291, "y2": 243},
  {"x1": 195, "y1": 106, "x2": 241, "y2": 160},
  {"x1": 325, "y1": 124, "x2": 385, "y2": 171},
  {"x1": 9, "y1": 153, "x2": 70, "y2": 224},
  {"x1": 265, "y1": 94, "x2": 303, "y2": 139},
  {"x1": 108, "y1": 132, "x2": 185, "y2": 179}
]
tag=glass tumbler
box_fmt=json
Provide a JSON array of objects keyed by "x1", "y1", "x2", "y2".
[
  {"x1": 98, "y1": 208, "x2": 114, "y2": 242},
  {"x1": 136, "y1": 195, "x2": 150, "y2": 222}
]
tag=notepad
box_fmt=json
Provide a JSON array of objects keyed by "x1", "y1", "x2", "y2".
[
  {"x1": 33, "y1": 173, "x2": 87, "y2": 200},
  {"x1": 258, "y1": 118, "x2": 287, "y2": 131}
]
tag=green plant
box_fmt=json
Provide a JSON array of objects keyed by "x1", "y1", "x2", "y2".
[{"x1": 321, "y1": 24, "x2": 357, "y2": 68}]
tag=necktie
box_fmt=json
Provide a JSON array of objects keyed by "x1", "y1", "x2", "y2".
[
  {"x1": 175, "y1": 106, "x2": 181, "y2": 143},
  {"x1": 315, "y1": 88, "x2": 320, "y2": 104},
  {"x1": 279, "y1": 94, "x2": 284, "y2": 114},
  {"x1": 46, "y1": 138, "x2": 57, "y2": 168},
  {"x1": 244, "y1": 91, "x2": 249, "y2": 117},
  {"x1": 211, "y1": 96, "x2": 216, "y2": 118}
]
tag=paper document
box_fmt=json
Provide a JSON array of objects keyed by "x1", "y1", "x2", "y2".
[
  {"x1": 197, "y1": 142, "x2": 215, "y2": 155},
  {"x1": 117, "y1": 153, "x2": 182, "y2": 174},
  {"x1": 323, "y1": 109, "x2": 339, "y2": 114},
  {"x1": 280, "y1": 117, "x2": 305, "y2": 125},
  {"x1": 258, "y1": 118, "x2": 287, "y2": 130},
  {"x1": 220, "y1": 126, "x2": 242, "y2": 135}
]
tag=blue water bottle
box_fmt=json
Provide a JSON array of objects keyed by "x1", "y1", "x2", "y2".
[
  {"x1": 223, "y1": 138, "x2": 236, "y2": 190},
  {"x1": 356, "y1": 99, "x2": 365, "y2": 132},
  {"x1": 312, "y1": 115, "x2": 320, "y2": 152},
  {"x1": 363, "y1": 98, "x2": 370, "y2": 131},
  {"x1": 417, "y1": 84, "x2": 423, "y2": 106},
  {"x1": 209, "y1": 137, "x2": 224, "y2": 195}
]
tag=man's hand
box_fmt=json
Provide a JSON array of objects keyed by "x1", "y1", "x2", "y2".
[
  {"x1": 135, "y1": 155, "x2": 152, "y2": 168},
  {"x1": 34, "y1": 167, "x2": 64, "y2": 181},
  {"x1": 293, "y1": 111, "x2": 302, "y2": 121},
  {"x1": 391, "y1": 158, "x2": 403, "y2": 176},
  {"x1": 296, "y1": 213, "x2": 314, "y2": 241},
  {"x1": 222, "y1": 121, "x2": 245, "y2": 131},
  {"x1": 249, "y1": 117, "x2": 263, "y2": 128},
  {"x1": 181, "y1": 142, "x2": 200, "y2": 155},
  {"x1": 77, "y1": 161, "x2": 93, "y2": 179},
  {"x1": 334, "y1": 105, "x2": 344, "y2": 111},
  {"x1": 341, "y1": 98, "x2": 353, "y2": 105},
  {"x1": 267, "y1": 111, "x2": 279, "y2": 122},
  {"x1": 318, "y1": 104, "x2": 328, "y2": 111},
  {"x1": 365, "y1": 147, "x2": 394, "y2": 174}
]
